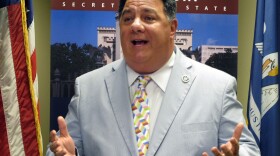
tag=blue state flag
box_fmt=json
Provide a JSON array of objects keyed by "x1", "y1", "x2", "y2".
[{"x1": 247, "y1": 0, "x2": 280, "y2": 155}]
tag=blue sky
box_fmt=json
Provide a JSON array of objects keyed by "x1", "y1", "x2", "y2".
[{"x1": 51, "y1": 10, "x2": 238, "y2": 49}]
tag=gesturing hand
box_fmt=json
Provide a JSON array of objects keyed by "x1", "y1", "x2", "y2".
[
  {"x1": 202, "y1": 122, "x2": 244, "y2": 156},
  {"x1": 49, "y1": 116, "x2": 76, "y2": 156}
]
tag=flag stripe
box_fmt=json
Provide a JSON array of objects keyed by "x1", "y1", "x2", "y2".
[
  {"x1": 0, "y1": 90, "x2": 11, "y2": 156},
  {"x1": 31, "y1": 49, "x2": 37, "y2": 81},
  {"x1": 19, "y1": 0, "x2": 42, "y2": 155},
  {"x1": 8, "y1": 3, "x2": 33, "y2": 156},
  {"x1": 0, "y1": 4, "x2": 26, "y2": 156}
]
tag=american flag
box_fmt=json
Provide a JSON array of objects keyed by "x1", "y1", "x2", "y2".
[{"x1": 0, "y1": 0, "x2": 43, "y2": 155}]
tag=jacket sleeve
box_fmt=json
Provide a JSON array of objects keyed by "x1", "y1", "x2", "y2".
[{"x1": 219, "y1": 76, "x2": 260, "y2": 156}]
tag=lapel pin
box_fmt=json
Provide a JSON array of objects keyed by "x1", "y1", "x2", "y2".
[{"x1": 181, "y1": 75, "x2": 189, "y2": 83}]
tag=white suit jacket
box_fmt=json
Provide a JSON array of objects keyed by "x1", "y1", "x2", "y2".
[{"x1": 47, "y1": 47, "x2": 260, "y2": 156}]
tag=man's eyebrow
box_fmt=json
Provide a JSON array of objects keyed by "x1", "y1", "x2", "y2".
[
  {"x1": 142, "y1": 8, "x2": 157, "y2": 14},
  {"x1": 121, "y1": 9, "x2": 133, "y2": 16},
  {"x1": 122, "y1": 7, "x2": 157, "y2": 16}
]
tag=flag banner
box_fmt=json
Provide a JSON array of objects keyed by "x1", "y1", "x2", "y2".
[
  {"x1": 51, "y1": 0, "x2": 238, "y2": 14},
  {"x1": 247, "y1": 0, "x2": 280, "y2": 155},
  {"x1": 0, "y1": 0, "x2": 42, "y2": 155},
  {"x1": 50, "y1": 0, "x2": 238, "y2": 131}
]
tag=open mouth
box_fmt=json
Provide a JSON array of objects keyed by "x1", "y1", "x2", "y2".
[{"x1": 131, "y1": 40, "x2": 148, "y2": 45}]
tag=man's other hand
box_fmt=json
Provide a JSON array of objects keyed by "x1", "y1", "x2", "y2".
[
  {"x1": 202, "y1": 122, "x2": 244, "y2": 156},
  {"x1": 49, "y1": 116, "x2": 76, "y2": 156}
]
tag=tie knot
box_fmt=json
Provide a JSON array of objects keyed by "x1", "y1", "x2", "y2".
[{"x1": 137, "y1": 75, "x2": 151, "y2": 89}]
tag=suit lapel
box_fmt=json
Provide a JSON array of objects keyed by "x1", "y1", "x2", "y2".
[
  {"x1": 147, "y1": 50, "x2": 197, "y2": 156},
  {"x1": 104, "y1": 60, "x2": 138, "y2": 156}
]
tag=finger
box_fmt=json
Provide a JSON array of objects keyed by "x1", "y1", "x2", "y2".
[
  {"x1": 57, "y1": 116, "x2": 69, "y2": 137},
  {"x1": 50, "y1": 140, "x2": 59, "y2": 152},
  {"x1": 230, "y1": 137, "x2": 239, "y2": 155},
  {"x1": 202, "y1": 152, "x2": 209, "y2": 156},
  {"x1": 211, "y1": 147, "x2": 223, "y2": 156},
  {"x1": 54, "y1": 147, "x2": 67, "y2": 156},
  {"x1": 220, "y1": 143, "x2": 232, "y2": 156},
  {"x1": 55, "y1": 151, "x2": 67, "y2": 156},
  {"x1": 49, "y1": 130, "x2": 58, "y2": 142},
  {"x1": 51, "y1": 140, "x2": 66, "y2": 155},
  {"x1": 232, "y1": 122, "x2": 244, "y2": 142}
]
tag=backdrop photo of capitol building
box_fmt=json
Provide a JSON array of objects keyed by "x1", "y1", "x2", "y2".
[
  {"x1": 50, "y1": 0, "x2": 238, "y2": 130},
  {"x1": 95, "y1": 25, "x2": 237, "y2": 74}
]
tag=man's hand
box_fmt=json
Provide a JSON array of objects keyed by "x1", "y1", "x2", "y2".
[
  {"x1": 49, "y1": 116, "x2": 76, "y2": 156},
  {"x1": 202, "y1": 122, "x2": 244, "y2": 156}
]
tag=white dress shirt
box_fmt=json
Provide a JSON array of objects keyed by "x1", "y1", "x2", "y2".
[{"x1": 126, "y1": 52, "x2": 175, "y2": 137}]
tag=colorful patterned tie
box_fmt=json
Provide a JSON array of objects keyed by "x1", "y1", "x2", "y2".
[{"x1": 131, "y1": 75, "x2": 151, "y2": 156}]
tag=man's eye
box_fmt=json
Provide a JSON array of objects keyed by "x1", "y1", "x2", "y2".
[
  {"x1": 123, "y1": 17, "x2": 133, "y2": 23},
  {"x1": 145, "y1": 16, "x2": 155, "y2": 22},
  {"x1": 145, "y1": 16, "x2": 155, "y2": 21}
]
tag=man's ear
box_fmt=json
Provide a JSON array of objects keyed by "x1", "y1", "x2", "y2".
[{"x1": 170, "y1": 19, "x2": 178, "y2": 38}]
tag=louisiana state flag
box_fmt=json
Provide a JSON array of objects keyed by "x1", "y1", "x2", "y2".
[
  {"x1": 247, "y1": 0, "x2": 280, "y2": 155},
  {"x1": 0, "y1": 0, "x2": 42, "y2": 155}
]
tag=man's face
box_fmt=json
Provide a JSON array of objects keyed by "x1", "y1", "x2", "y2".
[{"x1": 119, "y1": 0, "x2": 177, "y2": 74}]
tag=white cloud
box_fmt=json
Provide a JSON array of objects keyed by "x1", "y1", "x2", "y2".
[{"x1": 206, "y1": 38, "x2": 218, "y2": 45}]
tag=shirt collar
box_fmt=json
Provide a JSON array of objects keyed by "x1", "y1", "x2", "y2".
[{"x1": 127, "y1": 52, "x2": 175, "y2": 92}]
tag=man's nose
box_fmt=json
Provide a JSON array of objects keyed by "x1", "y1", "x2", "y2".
[{"x1": 131, "y1": 18, "x2": 144, "y2": 33}]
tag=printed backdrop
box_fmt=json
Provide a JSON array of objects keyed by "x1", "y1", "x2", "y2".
[{"x1": 50, "y1": 0, "x2": 238, "y2": 130}]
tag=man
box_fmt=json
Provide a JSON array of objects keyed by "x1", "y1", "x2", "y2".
[{"x1": 47, "y1": 0, "x2": 260, "y2": 155}]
